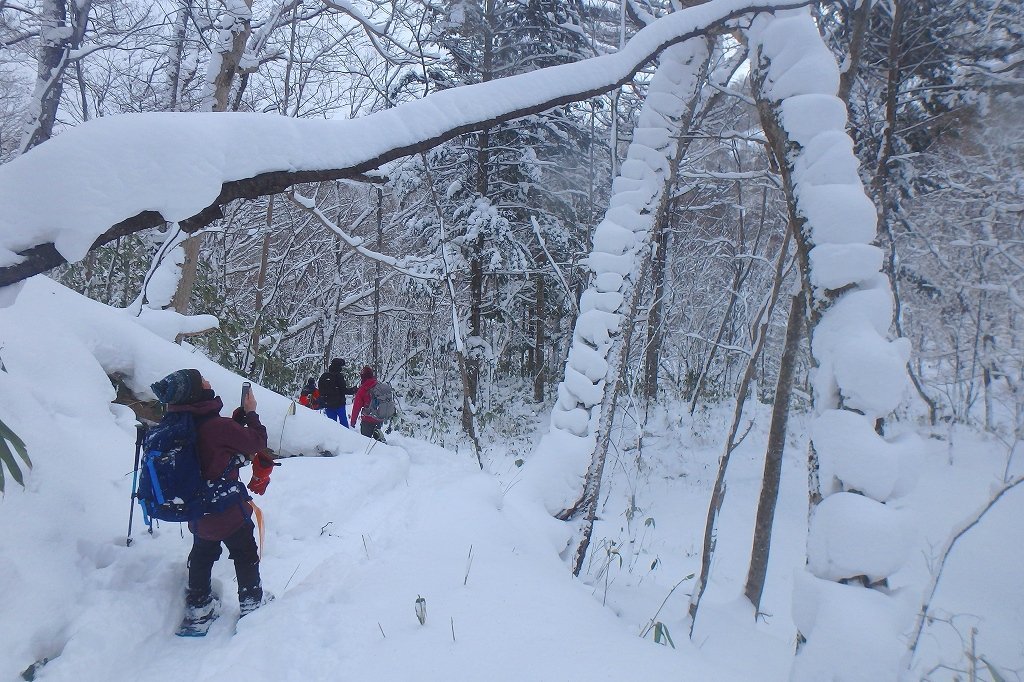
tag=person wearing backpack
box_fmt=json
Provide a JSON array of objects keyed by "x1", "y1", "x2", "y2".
[
  {"x1": 318, "y1": 358, "x2": 356, "y2": 426},
  {"x1": 298, "y1": 377, "x2": 320, "y2": 411},
  {"x1": 350, "y1": 365, "x2": 395, "y2": 443},
  {"x1": 150, "y1": 369, "x2": 276, "y2": 634}
]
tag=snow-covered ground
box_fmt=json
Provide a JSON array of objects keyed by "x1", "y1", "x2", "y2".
[{"x1": 1, "y1": 277, "x2": 1021, "y2": 681}]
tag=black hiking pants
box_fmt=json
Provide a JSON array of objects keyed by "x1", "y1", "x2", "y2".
[{"x1": 187, "y1": 520, "x2": 260, "y2": 604}]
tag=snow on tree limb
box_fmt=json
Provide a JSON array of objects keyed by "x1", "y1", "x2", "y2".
[
  {"x1": 0, "y1": 0, "x2": 812, "y2": 291},
  {"x1": 518, "y1": 37, "x2": 711, "y2": 527}
]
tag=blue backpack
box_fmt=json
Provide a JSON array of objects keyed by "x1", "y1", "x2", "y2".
[{"x1": 136, "y1": 412, "x2": 249, "y2": 523}]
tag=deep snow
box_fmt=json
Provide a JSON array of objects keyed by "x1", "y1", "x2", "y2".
[{"x1": 0, "y1": 277, "x2": 1022, "y2": 681}]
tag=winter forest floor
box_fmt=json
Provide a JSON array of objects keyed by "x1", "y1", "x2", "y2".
[{"x1": 1, "y1": 277, "x2": 1022, "y2": 681}]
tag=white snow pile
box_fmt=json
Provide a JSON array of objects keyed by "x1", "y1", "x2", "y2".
[{"x1": 0, "y1": 277, "x2": 1022, "y2": 681}]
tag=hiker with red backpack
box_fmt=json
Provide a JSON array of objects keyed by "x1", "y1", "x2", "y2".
[
  {"x1": 350, "y1": 365, "x2": 396, "y2": 443},
  {"x1": 148, "y1": 369, "x2": 276, "y2": 636}
]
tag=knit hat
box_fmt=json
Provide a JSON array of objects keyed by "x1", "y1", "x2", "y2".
[
  {"x1": 360, "y1": 365, "x2": 374, "y2": 381},
  {"x1": 151, "y1": 369, "x2": 205, "y2": 405},
  {"x1": 329, "y1": 358, "x2": 346, "y2": 373}
]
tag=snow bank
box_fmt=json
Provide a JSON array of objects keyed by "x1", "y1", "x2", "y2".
[
  {"x1": 806, "y1": 492, "x2": 910, "y2": 583},
  {"x1": 813, "y1": 409, "x2": 922, "y2": 500},
  {"x1": 2, "y1": 276, "x2": 376, "y2": 459},
  {"x1": 790, "y1": 572, "x2": 912, "y2": 682}
]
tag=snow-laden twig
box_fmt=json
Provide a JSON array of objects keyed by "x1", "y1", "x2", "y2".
[
  {"x1": 529, "y1": 216, "x2": 579, "y2": 315},
  {"x1": 904, "y1": 474, "x2": 1024, "y2": 670},
  {"x1": 286, "y1": 190, "x2": 440, "y2": 281}
]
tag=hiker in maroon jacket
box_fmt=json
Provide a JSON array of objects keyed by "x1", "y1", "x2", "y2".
[
  {"x1": 350, "y1": 365, "x2": 386, "y2": 442},
  {"x1": 150, "y1": 369, "x2": 276, "y2": 625}
]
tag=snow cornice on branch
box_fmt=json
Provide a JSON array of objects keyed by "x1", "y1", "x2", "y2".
[{"x1": 0, "y1": 0, "x2": 812, "y2": 290}]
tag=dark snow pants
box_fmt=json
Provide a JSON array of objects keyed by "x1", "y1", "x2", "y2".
[
  {"x1": 360, "y1": 419, "x2": 386, "y2": 442},
  {"x1": 187, "y1": 520, "x2": 260, "y2": 604}
]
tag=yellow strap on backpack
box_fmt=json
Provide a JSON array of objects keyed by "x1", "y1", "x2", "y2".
[{"x1": 249, "y1": 500, "x2": 265, "y2": 560}]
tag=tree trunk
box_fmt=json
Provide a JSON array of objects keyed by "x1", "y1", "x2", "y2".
[
  {"x1": 743, "y1": 291, "x2": 804, "y2": 614},
  {"x1": 746, "y1": 10, "x2": 920, "y2": 677},
  {"x1": 373, "y1": 187, "x2": 383, "y2": 367},
  {"x1": 461, "y1": 0, "x2": 496, "y2": 435},
  {"x1": 561, "y1": 256, "x2": 650, "y2": 576},
  {"x1": 868, "y1": 0, "x2": 938, "y2": 424},
  {"x1": 689, "y1": 225, "x2": 793, "y2": 633},
  {"x1": 21, "y1": 0, "x2": 91, "y2": 154},
  {"x1": 643, "y1": 218, "x2": 670, "y2": 401},
  {"x1": 533, "y1": 272, "x2": 546, "y2": 402},
  {"x1": 836, "y1": 0, "x2": 871, "y2": 105},
  {"x1": 165, "y1": 0, "x2": 192, "y2": 112},
  {"x1": 173, "y1": 0, "x2": 254, "y2": 317},
  {"x1": 549, "y1": 38, "x2": 713, "y2": 576},
  {"x1": 202, "y1": 0, "x2": 254, "y2": 113}
]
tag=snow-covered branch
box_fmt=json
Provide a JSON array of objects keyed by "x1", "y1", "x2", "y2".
[
  {"x1": 285, "y1": 190, "x2": 440, "y2": 281},
  {"x1": 0, "y1": 0, "x2": 813, "y2": 291}
]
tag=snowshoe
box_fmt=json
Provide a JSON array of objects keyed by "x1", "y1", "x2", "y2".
[
  {"x1": 175, "y1": 595, "x2": 220, "y2": 637},
  {"x1": 239, "y1": 588, "x2": 275, "y2": 618}
]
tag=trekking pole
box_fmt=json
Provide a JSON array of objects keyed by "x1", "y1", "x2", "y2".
[{"x1": 126, "y1": 422, "x2": 146, "y2": 547}]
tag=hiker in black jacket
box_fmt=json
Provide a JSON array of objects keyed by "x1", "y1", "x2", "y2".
[{"x1": 318, "y1": 358, "x2": 356, "y2": 426}]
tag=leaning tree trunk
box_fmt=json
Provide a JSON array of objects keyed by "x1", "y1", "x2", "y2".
[
  {"x1": 521, "y1": 37, "x2": 713, "y2": 576},
  {"x1": 743, "y1": 291, "x2": 804, "y2": 614},
  {"x1": 689, "y1": 225, "x2": 793, "y2": 633},
  {"x1": 745, "y1": 9, "x2": 925, "y2": 680},
  {"x1": 643, "y1": 203, "x2": 671, "y2": 402}
]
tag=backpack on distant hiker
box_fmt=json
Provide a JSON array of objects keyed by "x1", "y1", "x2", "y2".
[
  {"x1": 135, "y1": 412, "x2": 249, "y2": 523},
  {"x1": 318, "y1": 372, "x2": 343, "y2": 409},
  {"x1": 299, "y1": 386, "x2": 321, "y2": 410},
  {"x1": 365, "y1": 382, "x2": 397, "y2": 421}
]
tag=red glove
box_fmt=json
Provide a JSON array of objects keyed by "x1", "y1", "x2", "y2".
[{"x1": 248, "y1": 456, "x2": 274, "y2": 495}]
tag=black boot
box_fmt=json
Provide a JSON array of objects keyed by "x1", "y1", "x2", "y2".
[
  {"x1": 238, "y1": 585, "x2": 274, "y2": 617},
  {"x1": 178, "y1": 589, "x2": 220, "y2": 635}
]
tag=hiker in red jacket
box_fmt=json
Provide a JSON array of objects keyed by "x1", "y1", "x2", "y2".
[
  {"x1": 350, "y1": 365, "x2": 386, "y2": 442},
  {"x1": 150, "y1": 369, "x2": 276, "y2": 630},
  {"x1": 298, "y1": 377, "x2": 320, "y2": 410}
]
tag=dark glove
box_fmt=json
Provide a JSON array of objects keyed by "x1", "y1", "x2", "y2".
[
  {"x1": 247, "y1": 456, "x2": 274, "y2": 495},
  {"x1": 232, "y1": 407, "x2": 247, "y2": 425}
]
